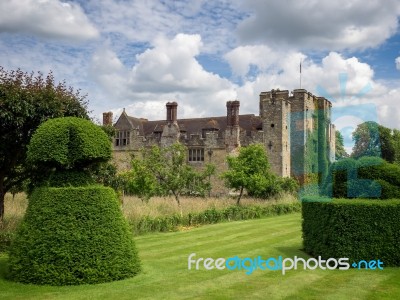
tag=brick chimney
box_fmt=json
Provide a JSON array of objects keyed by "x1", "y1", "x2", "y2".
[
  {"x1": 102, "y1": 112, "x2": 113, "y2": 126},
  {"x1": 226, "y1": 100, "x2": 240, "y2": 127},
  {"x1": 231, "y1": 100, "x2": 240, "y2": 126},
  {"x1": 166, "y1": 102, "x2": 178, "y2": 123}
]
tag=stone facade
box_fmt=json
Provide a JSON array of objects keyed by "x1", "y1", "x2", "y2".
[{"x1": 106, "y1": 88, "x2": 335, "y2": 190}]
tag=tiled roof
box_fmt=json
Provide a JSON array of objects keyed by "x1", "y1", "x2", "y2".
[{"x1": 137, "y1": 114, "x2": 262, "y2": 136}]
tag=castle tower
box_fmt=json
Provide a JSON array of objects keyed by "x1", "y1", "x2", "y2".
[
  {"x1": 225, "y1": 100, "x2": 240, "y2": 153},
  {"x1": 259, "y1": 90, "x2": 291, "y2": 177},
  {"x1": 317, "y1": 97, "x2": 336, "y2": 179},
  {"x1": 289, "y1": 89, "x2": 334, "y2": 184}
]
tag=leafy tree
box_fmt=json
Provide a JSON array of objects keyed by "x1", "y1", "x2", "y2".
[
  {"x1": 352, "y1": 121, "x2": 395, "y2": 162},
  {"x1": 125, "y1": 144, "x2": 215, "y2": 209},
  {"x1": 222, "y1": 144, "x2": 275, "y2": 204},
  {"x1": 90, "y1": 161, "x2": 123, "y2": 192},
  {"x1": 0, "y1": 67, "x2": 88, "y2": 220},
  {"x1": 123, "y1": 158, "x2": 160, "y2": 203},
  {"x1": 392, "y1": 129, "x2": 400, "y2": 165},
  {"x1": 335, "y1": 130, "x2": 348, "y2": 160}
]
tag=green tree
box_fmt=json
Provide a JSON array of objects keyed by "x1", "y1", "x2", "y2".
[
  {"x1": 126, "y1": 144, "x2": 215, "y2": 208},
  {"x1": 222, "y1": 144, "x2": 275, "y2": 205},
  {"x1": 352, "y1": 121, "x2": 395, "y2": 162},
  {"x1": 123, "y1": 158, "x2": 160, "y2": 203},
  {"x1": 0, "y1": 67, "x2": 88, "y2": 220},
  {"x1": 392, "y1": 129, "x2": 400, "y2": 165},
  {"x1": 335, "y1": 130, "x2": 348, "y2": 160}
]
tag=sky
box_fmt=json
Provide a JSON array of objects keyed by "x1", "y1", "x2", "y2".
[{"x1": 1, "y1": 0, "x2": 400, "y2": 152}]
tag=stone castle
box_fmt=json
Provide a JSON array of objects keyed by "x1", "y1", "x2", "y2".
[{"x1": 104, "y1": 88, "x2": 335, "y2": 189}]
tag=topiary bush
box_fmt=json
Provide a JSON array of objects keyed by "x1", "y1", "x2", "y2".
[
  {"x1": 8, "y1": 117, "x2": 141, "y2": 285},
  {"x1": 8, "y1": 187, "x2": 140, "y2": 285},
  {"x1": 27, "y1": 117, "x2": 111, "y2": 169},
  {"x1": 322, "y1": 157, "x2": 400, "y2": 199},
  {"x1": 302, "y1": 197, "x2": 400, "y2": 266}
]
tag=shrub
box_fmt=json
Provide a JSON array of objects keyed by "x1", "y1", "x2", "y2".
[
  {"x1": 323, "y1": 157, "x2": 400, "y2": 199},
  {"x1": 7, "y1": 186, "x2": 141, "y2": 285},
  {"x1": 131, "y1": 202, "x2": 301, "y2": 235},
  {"x1": 27, "y1": 117, "x2": 111, "y2": 169},
  {"x1": 47, "y1": 170, "x2": 95, "y2": 187},
  {"x1": 302, "y1": 198, "x2": 400, "y2": 266},
  {"x1": 0, "y1": 232, "x2": 15, "y2": 252}
]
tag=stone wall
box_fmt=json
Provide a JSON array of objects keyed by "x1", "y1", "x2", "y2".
[
  {"x1": 110, "y1": 88, "x2": 335, "y2": 190},
  {"x1": 259, "y1": 90, "x2": 291, "y2": 177}
]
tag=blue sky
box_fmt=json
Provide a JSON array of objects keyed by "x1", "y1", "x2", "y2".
[{"x1": 1, "y1": 0, "x2": 400, "y2": 152}]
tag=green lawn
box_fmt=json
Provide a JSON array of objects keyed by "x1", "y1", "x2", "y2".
[{"x1": 1, "y1": 213, "x2": 399, "y2": 299}]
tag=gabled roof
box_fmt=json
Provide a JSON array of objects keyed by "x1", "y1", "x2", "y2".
[{"x1": 115, "y1": 113, "x2": 262, "y2": 137}]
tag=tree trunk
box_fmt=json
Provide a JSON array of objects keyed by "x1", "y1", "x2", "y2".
[
  {"x1": 236, "y1": 186, "x2": 244, "y2": 206},
  {"x1": 173, "y1": 191, "x2": 183, "y2": 217},
  {"x1": 0, "y1": 189, "x2": 5, "y2": 222}
]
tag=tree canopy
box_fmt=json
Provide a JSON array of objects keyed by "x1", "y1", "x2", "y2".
[
  {"x1": 124, "y1": 143, "x2": 215, "y2": 208},
  {"x1": 335, "y1": 130, "x2": 348, "y2": 160},
  {"x1": 222, "y1": 144, "x2": 297, "y2": 204},
  {"x1": 352, "y1": 121, "x2": 395, "y2": 162},
  {"x1": 0, "y1": 67, "x2": 89, "y2": 220}
]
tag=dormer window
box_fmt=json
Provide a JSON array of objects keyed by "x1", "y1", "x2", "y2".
[{"x1": 202, "y1": 119, "x2": 220, "y2": 138}]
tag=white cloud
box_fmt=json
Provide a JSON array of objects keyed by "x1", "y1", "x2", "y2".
[
  {"x1": 224, "y1": 45, "x2": 282, "y2": 77},
  {"x1": 89, "y1": 35, "x2": 400, "y2": 133},
  {"x1": 90, "y1": 34, "x2": 237, "y2": 120},
  {"x1": 0, "y1": 0, "x2": 99, "y2": 41},
  {"x1": 396, "y1": 57, "x2": 400, "y2": 70},
  {"x1": 235, "y1": 0, "x2": 400, "y2": 50},
  {"x1": 84, "y1": 0, "x2": 241, "y2": 54},
  {"x1": 130, "y1": 34, "x2": 230, "y2": 92},
  {"x1": 230, "y1": 51, "x2": 391, "y2": 128}
]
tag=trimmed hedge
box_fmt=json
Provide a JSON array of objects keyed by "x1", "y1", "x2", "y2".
[
  {"x1": 131, "y1": 202, "x2": 301, "y2": 235},
  {"x1": 302, "y1": 198, "x2": 400, "y2": 266},
  {"x1": 27, "y1": 117, "x2": 111, "y2": 169},
  {"x1": 8, "y1": 186, "x2": 141, "y2": 285}
]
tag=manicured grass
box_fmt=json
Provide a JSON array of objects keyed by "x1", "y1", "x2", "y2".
[{"x1": 1, "y1": 213, "x2": 399, "y2": 299}]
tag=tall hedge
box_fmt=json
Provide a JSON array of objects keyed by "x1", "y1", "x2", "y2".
[
  {"x1": 8, "y1": 186, "x2": 141, "y2": 285},
  {"x1": 302, "y1": 198, "x2": 400, "y2": 266}
]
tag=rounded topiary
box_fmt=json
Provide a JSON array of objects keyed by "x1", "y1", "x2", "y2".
[
  {"x1": 8, "y1": 117, "x2": 141, "y2": 285},
  {"x1": 324, "y1": 157, "x2": 400, "y2": 199},
  {"x1": 8, "y1": 186, "x2": 140, "y2": 285},
  {"x1": 27, "y1": 117, "x2": 111, "y2": 169}
]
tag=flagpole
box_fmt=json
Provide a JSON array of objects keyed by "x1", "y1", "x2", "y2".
[{"x1": 300, "y1": 59, "x2": 302, "y2": 89}]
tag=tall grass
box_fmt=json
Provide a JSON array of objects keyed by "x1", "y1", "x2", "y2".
[
  {"x1": 122, "y1": 193, "x2": 298, "y2": 220},
  {"x1": 0, "y1": 192, "x2": 300, "y2": 250},
  {"x1": 0, "y1": 193, "x2": 28, "y2": 251}
]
